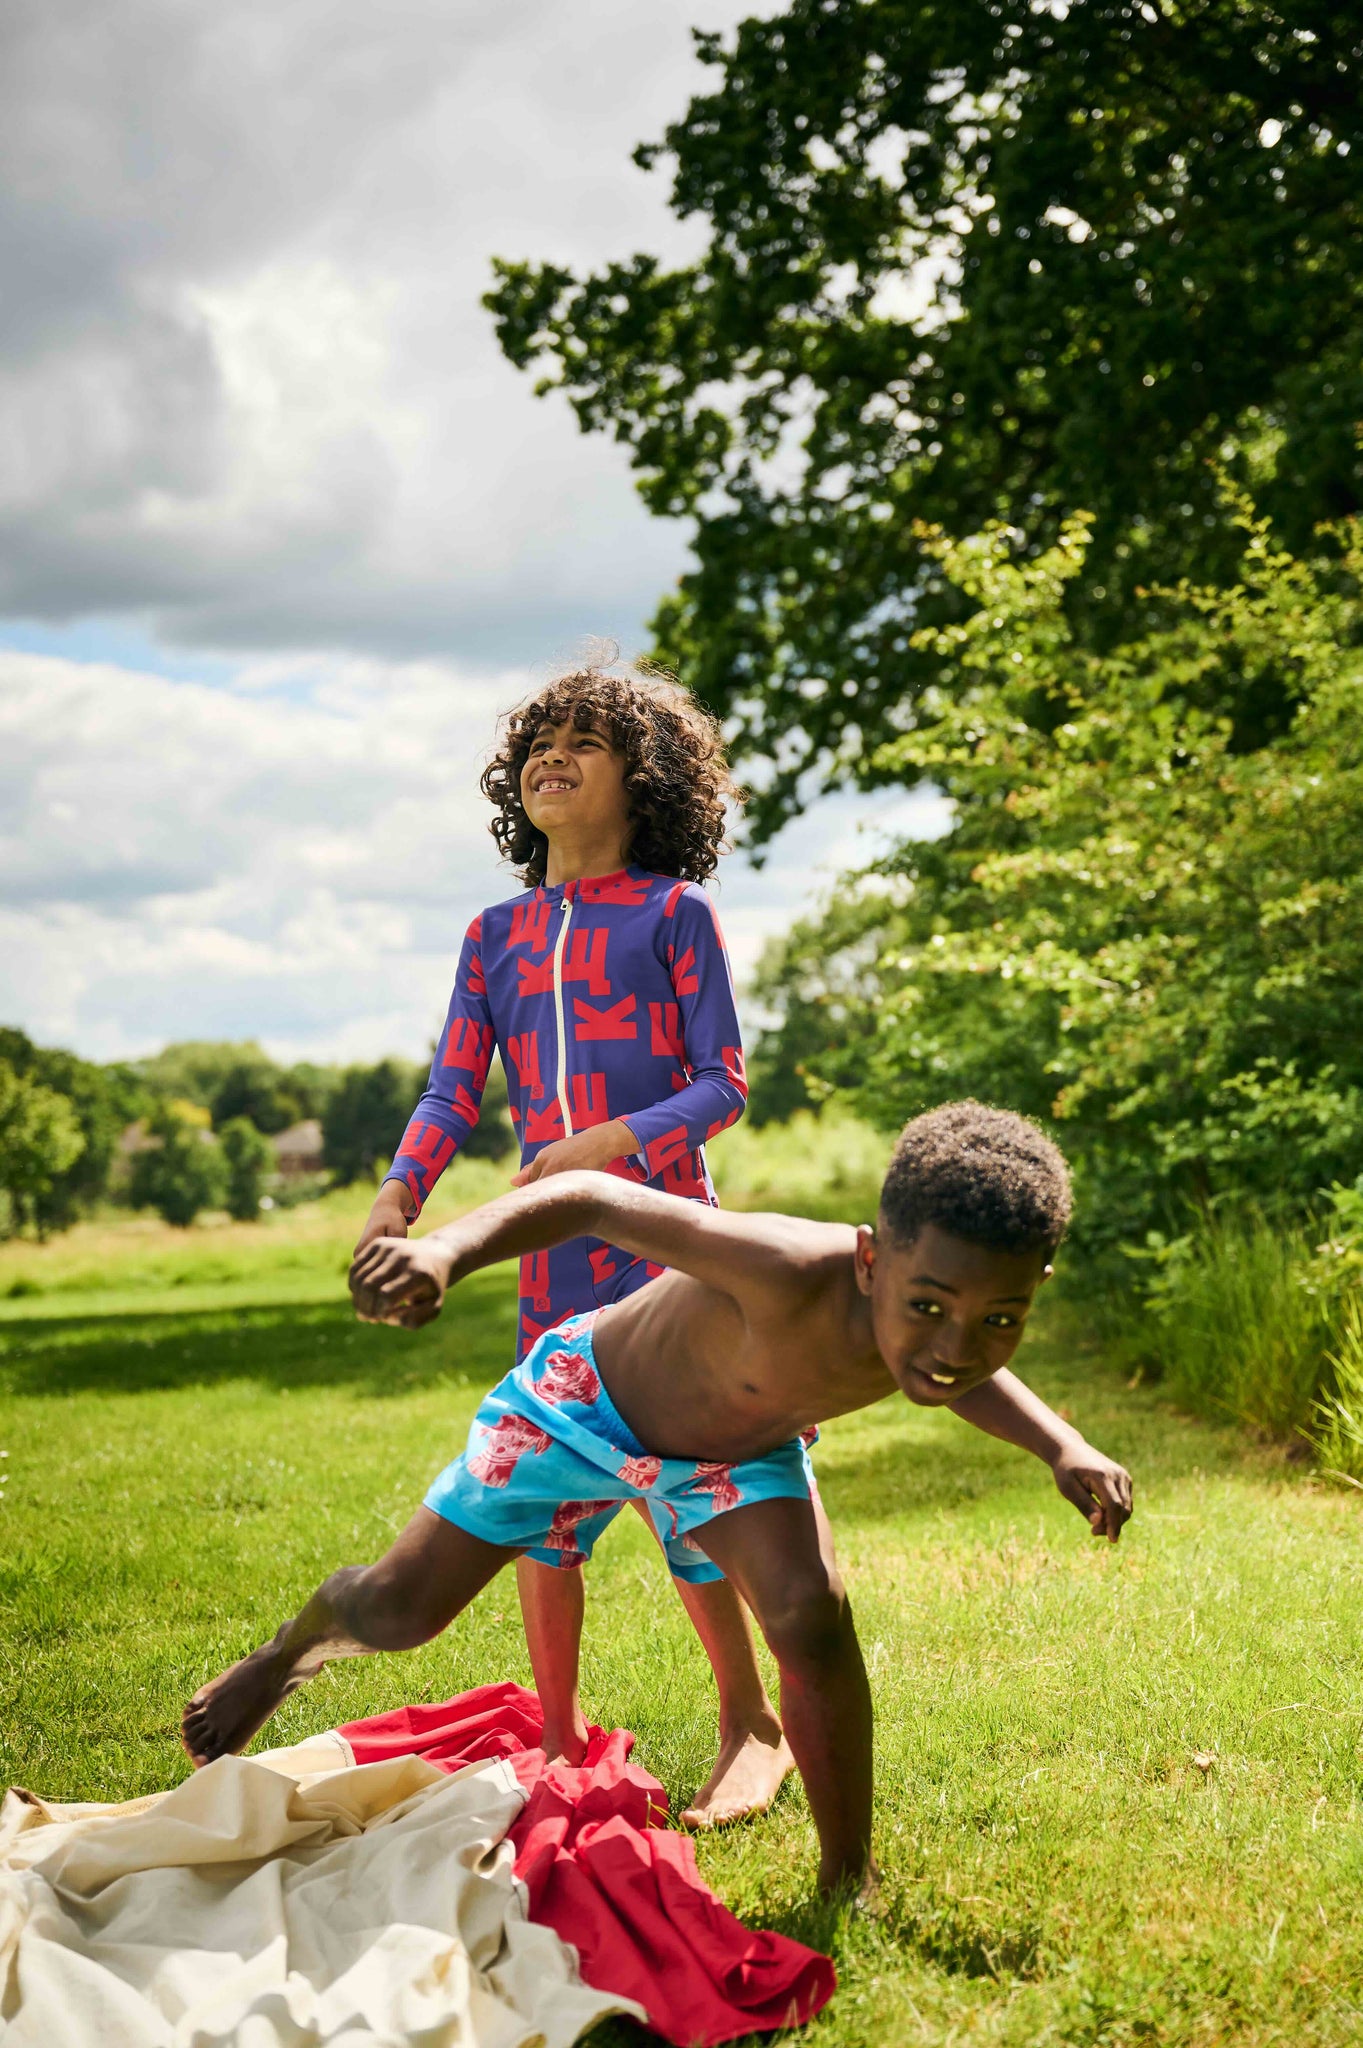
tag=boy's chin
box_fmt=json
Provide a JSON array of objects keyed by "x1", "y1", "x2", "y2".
[{"x1": 895, "y1": 1363, "x2": 962, "y2": 1407}]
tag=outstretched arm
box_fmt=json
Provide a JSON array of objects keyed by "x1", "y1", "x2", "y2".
[
  {"x1": 349, "y1": 1170, "x2": 811, "y2": 1328},
  {"x1": 949, "y1": 1369, "x2": 1134, "y2": 1542}
]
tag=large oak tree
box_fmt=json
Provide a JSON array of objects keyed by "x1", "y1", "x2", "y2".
[{"x1": 489, "y1": 0, "x2": 1363, "y2": 836}]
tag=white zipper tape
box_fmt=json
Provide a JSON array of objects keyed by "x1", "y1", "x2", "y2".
[{"x1": 551, "y1": 893, "x2": 574, "y2": 1138}]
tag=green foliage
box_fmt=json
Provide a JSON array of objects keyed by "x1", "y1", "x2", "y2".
[
  {"x1": 128, "y1": 1105, "x2": 226, "y2": 1230},
  {"x1": 710, "y1": 1104, "x2": 886, "y2": 1221},
  {"x1": 0, "y1": 1059, "x2": 86, "y2": 1240},
  {"x1": 1129, "y1": 1212, "x2": 1337, "y2": 1439},
  {"x1": 321, "y1": 1059, "x2": 423, "y2": 1187},
  {"x1": 218, "y1": 1117, "x2": 275, "y2": 1223},
  {"x1": 1308, "y1": 1293, "x2": 1363, "y2": 1486},
  {"x1": 488, "y1": 0, "x2": 1363, "y2": 832},
  {"x1": 755, "y1": 501, "x2": 1363, "y2": 1253},
  {"x1": 135, "y1": 1040, "x2": 337, "y2": 1132},
  {"x1": 0, "y1": 1026, "x2": 142, "y2": 1233},
  {"x1": 7, "y1": 1245, "x2": 1363, "y2": 2038}
]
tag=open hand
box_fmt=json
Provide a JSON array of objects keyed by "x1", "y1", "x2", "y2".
[
  {"x1": 511, "y1": 1118, "x2": 638, "y2": 1187},
  {"x1": 1051, "y1": 1443, "x2": 1133, "y2": 1542},
  {"x1": 350, "y1": 1235, "x2": 451, "y2": 1328}
]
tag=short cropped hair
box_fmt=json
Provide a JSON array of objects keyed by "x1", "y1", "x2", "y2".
[
  {"x1": 481, "y1": 647, "x2": 739, "y2": 887},
  {"x1": 880, "y1": 1101, "x2": 1072, "y2": 1253}
]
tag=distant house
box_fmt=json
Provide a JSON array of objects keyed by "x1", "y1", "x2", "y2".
[{"x1": 271, "y1": 1119, "x2": 324, "y2": 1178}]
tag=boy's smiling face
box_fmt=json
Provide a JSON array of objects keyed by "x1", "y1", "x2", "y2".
[
  {"x1": 854, "y1": 1220, "x2": 1052, "y2": 1404},
  {"x1": 521, "y1": 712, "x2": 631, "y2": 847}
]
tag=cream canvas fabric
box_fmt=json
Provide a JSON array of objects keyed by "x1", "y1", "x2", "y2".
[{"x1": 0, "y1": 1737, "x2": 643, "y2": 2046}]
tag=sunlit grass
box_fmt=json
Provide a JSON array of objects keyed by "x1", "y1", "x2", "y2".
[{"x1": 4, "y1": 1213, "x2": 1363, "y2": 2045}]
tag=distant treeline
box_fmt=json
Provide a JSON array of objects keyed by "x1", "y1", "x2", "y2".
[{"x1": 0, "y1": 1031, "x2": 513, "y2": 1237}]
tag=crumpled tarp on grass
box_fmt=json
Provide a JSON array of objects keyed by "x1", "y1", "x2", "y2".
[{"x1": 340, "y1": 1681, "x2": 837, "y2": 2045}]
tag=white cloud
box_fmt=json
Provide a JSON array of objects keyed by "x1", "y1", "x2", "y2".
[{"x1": 0, "y1": 648, "x2": 949, "y2": 1063}]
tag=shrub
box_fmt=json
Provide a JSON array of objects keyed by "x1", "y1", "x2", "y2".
[
  {"x1": 1133, "y1": 1213, "x2": 1335, "y2": 1438},
  {"x1": 1308, "y1": 1295, "x2": 1363, "y2": 1487},
  {"x1": 322, "y1": 1060, "x2": 421, "y2": 1186},
  {"x1": 0, "y1": 1059, "x2": 87, "y2": 1239},
  {"x1": 128, "y1": 1105, "x2": 225, "y2": 1229},
  {"x1": 218, "y1": 1116, "x2": 275, "y2": 1222}
]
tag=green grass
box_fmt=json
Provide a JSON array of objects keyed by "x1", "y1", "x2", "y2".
[{"x1": 4, "y1": 1212, "x2": 1363, "y2": 2044}]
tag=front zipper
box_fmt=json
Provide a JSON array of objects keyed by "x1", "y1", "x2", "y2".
[{"x1": 550, "y1": 889, "x2": 575, "y2": 1137}]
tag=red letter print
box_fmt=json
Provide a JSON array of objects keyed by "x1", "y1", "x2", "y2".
[
  {"x1": 520, "y1": 1250, "x2": 551, "y2": 1314},
  {"x1": 578, "y1": 873, "x2": 650, "y2": 905},
  {"x1": 507, "y1": 1031, "x2": 543, "y2": 1098},
  {"x1": 442, "y1": 1018, "x2": 495, "y2": 1086},
  {"x1": 688, "y1": 1461, "x2": 741, "y2": 1513},
  {"x1": 524, "y1": 1101, "x2": 565, "y2": 1144},
  {"x1": 645, "y1": 1123, "x2": 690, "y2": 1177},
  {"x1": 467, "y1": 1413, "x2": 553, "y2": 1487},
  {"x1": 568, "y1": 1071, "x2": 610, "y2": 1128},
  {"x1": 649, "y1": 1001, "x2": 685, "y2": 1061},
  {"x1": 588, "y1": 1243, "x2": 617, "y2": 1286},
  {"x1": 403, "y1": 1121, "x2": 457, "y2": 1181},
  {"x1": 722, "y1": 1044, "x2": 747, "y2": 1088},
  {"x1": 467, "y1": 949, "x2": 487, "y2": 997},
  {"x1": 508, "y1": 898, "x2": 552, "y2": 952},
  {"x1": 618, "y1": 1453, "x2": 663, "y2": 1490},
  {"x1": 671, "y1": 945, "x2": 700, "y2": 997},
  {"x1": 517, "y1": 956, "x2": 556, "y2": 998},
  {"x1": 662, "y1": 881, "x2": 687, "y2": 919},
  {"x1": 573, "y1": 993, "x2": 637, "y2": 1042},
  {"x1": 563, "y1": 926, "x2": 610, "y2": 995},
  {"x1": 537, "y1": 1348, "x2": 602, "y2": 1406}
]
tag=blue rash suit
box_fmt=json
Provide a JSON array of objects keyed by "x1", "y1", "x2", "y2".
[{"x1": 385, "y1": 865, "x2": 748, "y2": 1366}]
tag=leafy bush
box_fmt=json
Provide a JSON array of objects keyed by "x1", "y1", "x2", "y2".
[
  {"x1": 1309, "y1": 1295, "x2": 1363, "y2": 1487},
  {"x1": 0, "y1": 1059, "x2": 87, "y2": 1239},
  {"x1": 218, "y1": 1116, "x2": 275, "y2": 1221},
  {"x1": 321, "y1": 1060, "x2": 423, "y2": 1186},
  {"x1": 128, "y1": 1105, "x2": 225, "y2": 1229},
  {"x1": 753, "y1": 498, "x2": 1363, "y2": 1260},
  {"x1": 0, "y1": 1025, "x2": 142, "y2": 1232},
  {"x1": 1129, "y1": 1214, "x2": 1336, "y2": 1438}
]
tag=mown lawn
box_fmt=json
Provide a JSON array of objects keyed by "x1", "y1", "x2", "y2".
[{"x1": 3, "y1": 1210, "x2": 1362, "y2": 2045}]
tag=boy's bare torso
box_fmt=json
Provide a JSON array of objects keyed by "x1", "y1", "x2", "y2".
[{"x1": 590, "y1": 1218, "x2": 893, "y2": 1463}]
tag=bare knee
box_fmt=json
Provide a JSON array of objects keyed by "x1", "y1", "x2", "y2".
[
  {"x1": 759, "y1": 1573, "x2": 853, "y2": 1673},
  {"x1": 323, "y1": 1561, "x2": 454, "y2": 1653}
]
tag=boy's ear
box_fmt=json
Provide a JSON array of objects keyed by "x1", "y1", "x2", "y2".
[{"x1": 854, "y1": 1223, "x2": 876, "y2": 1294}]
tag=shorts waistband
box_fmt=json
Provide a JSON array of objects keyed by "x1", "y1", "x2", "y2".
[{"x1": 517, "y1": 1312, "x2": 651, "y2": 1459}]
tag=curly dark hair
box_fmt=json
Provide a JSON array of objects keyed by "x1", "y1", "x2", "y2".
[
  {"x1": 880, "y1": 1101, "x2": 1072, "y2": 1253},
  {"x1": 480, "y1": 652, "x2": 740, "y2": 885}
]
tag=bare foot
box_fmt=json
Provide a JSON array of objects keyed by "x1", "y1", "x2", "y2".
[
  {"x1": 538, "y1": 1717, "x2": 590, "y2": 1766},
  {"x1": 680, "y1": 1726, "x2": 795, "y2": 1829},
  {"x1": 182, "y1": 1625, "x2": 306, "y2": 1768}
]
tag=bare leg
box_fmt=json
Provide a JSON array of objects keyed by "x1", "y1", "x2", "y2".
[
  {"x1": 669, "y1": 1571, "x2": 794, "y2": 1829},
  {"x1": 516, "y1": 1556, "x2": 590, "y2": 1763},
  {"x1": 182, "y1": 1509, "x2": 515, "y2": 1767},
  {"x1": 693, "y1": 1495, "x2": 873, "y2": 1895}
]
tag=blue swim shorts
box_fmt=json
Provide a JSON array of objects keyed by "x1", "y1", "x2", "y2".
[{"x1": 424, "y1": 1311, "x2": 815, "y2": 1585}]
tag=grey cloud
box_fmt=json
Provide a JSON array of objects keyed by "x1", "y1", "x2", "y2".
[{"x1": 0, "y1": 0, "x2": 769, "y2": 663}]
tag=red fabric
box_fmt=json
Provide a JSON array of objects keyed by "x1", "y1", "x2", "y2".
[{"x1": 339, "y1": 1681, "x2": 836, "y2": 2044}]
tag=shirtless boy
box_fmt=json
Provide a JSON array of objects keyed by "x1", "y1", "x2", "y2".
[{"x1": 183, "y1": 1102, "x2": 1133, "y2": 1893}]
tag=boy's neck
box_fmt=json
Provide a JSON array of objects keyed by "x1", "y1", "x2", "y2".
[{"x1": 543, "y1": 831, "x2": 631, "y2": 887}]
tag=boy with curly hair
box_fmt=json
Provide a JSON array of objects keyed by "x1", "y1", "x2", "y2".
[
  {"x1": 353, "y1": 650, "x2": 794, "y2": 1824},
  {"x1": 184, "y1": 1102, "x2": 1134, "y2": 1898}
]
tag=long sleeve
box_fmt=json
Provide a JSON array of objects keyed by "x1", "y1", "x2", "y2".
[
  {"x1": 384, "y1": 917, "x2": 496, "y2": 1215},
  {"x1": 621, "y1": 883, "x2": 748, "y2": 1178}
]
